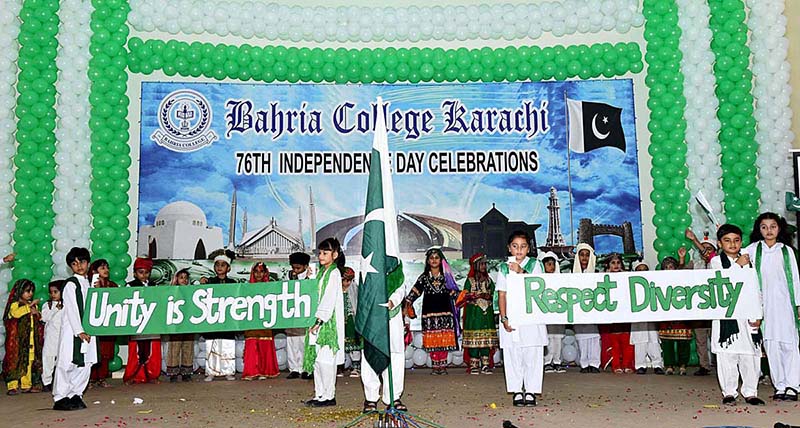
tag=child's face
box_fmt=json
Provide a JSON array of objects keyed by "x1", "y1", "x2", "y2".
[
  {"x1": 608, "y1": 258, "x2": 623, "y2": 272},
  {"x1": 427, "y1": 252, "x2": 442, "y2": 269},
  {"x1": 318, "y1": 249, "x2": 338, "y2": 267},
  {"x1": 252, "y1": 266, "x2": 267, "y2": 282},
  {"x1": 662, "y1": 260, "x2": 678, "y2": 270},
  {"x1": 291, "y1": 263, "x2": 307, "y2": 276},
  {"x1": 759, "y1": 219, "x2": 780, "y2": 242},
  {"x1": 49, "y1": 286, "x2": 61, "y2": 301},
  {"x1": 578, "y1": 249, "x2": 590, "y2": 270},
  {"x1": 70, "y1": 259, "x2": 89, "y2": 276},
  {"x1": 214, "y1": 261, "x2": 230, "y2": 278},
  {"x1": 719, "y1": 232, "x2": 742, "y2": 257},
  {"x1": 507, "y1": 237, "x2": 529, "y2": 261},
  {"x1": 700, "y1": 243, "x2": 715, "y2": 262},
  {"x1": 634, "y1": 264, "x2": 649, "y2": 272},
  {"x1": 134, "y1": 268, "x2": 151, "y2": 282},
  {"x1": 342, "y1": 277, "x2": 352, "y2": 290},
  {"x1": 20, "y1": 287, "x2": 34, "y2": 303},
  {"x1": 543, "y1": 259, "x2": 556, "y2": 273},
  {"x1": 176, "y1": 272, "x2": 189, "y2": 285},
  {"x1": 97, "y1": 264, "x2": 110, "y2": 279},
  {"x1": 477, "y1": 260, "x2": 487, "y2": 273}
]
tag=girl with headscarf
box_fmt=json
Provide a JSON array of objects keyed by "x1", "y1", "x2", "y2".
[
  {"x1": 3, "y1": 279, "x2": 44, "y2": 394},
  {"x1": 242, "y1": 262, "x2": 279, "y2": 380},
  {"x1": 405, "y1": 248, "x2": 460, "y2": 375},
  {"x1": 88, "y1": 259, "x2": 117, "y2": 388},
  {"x1": 460, "y1": 253, "x2": 498, "y2": 375},
  {"x1": 572, "y1": 243, "x2": 601, "y2": 373}
]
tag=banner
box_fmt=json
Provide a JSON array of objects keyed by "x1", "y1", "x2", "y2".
[
  {"x1": 82, "y1": 280, "x2": 318, "y2": 335},
  {"x1": 506, "y1": 269, "x2": 762, "y2": 325}
]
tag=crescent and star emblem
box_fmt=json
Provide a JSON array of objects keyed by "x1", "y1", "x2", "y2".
[{"x1": 591, "y1": 114, "x2": 610, "y2": 140}]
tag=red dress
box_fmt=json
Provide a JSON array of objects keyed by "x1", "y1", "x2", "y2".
[
  {"x1": 123, "y1": 279, "x2": 161, "y2": 383},
  {"x1": 242, "y1": 264, "x2": 279, "y2": 379}
]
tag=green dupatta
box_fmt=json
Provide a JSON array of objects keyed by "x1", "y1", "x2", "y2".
[
  {"x1": 302, "y1": 264, "x2": 340, "y2": 372},
  {"x1": 755, "y1": 242, "x2": 800, "y2": 332}
]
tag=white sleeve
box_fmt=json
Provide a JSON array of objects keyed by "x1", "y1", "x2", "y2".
[
  {"x1": 789, "y1": 249, "x2": 800, "y2": 308},
  {"x1": 63, "y1": 281, "x2": 84, "y2": 336},
  {"x1": 41, "y1": 302, "x2": 56, "y2": 323},
  {"x1": 315, "y1": 269, "x2": 341, "y2": 322},
  {"x1": 387, "y1": 282, "x2": 405, "y2": 308},
  {"x1": 710, "y1": 256, "x2": 722, "y2": 270},
  {"x1": 495, "y1": 269, "x2": 507, "y2": 292}
]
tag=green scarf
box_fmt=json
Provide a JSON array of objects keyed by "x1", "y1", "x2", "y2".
[
  {"x1": 755, "y1": 242, "x2": 800, "y2": 332},
  {"x1": 67, "y1": 277, "x2": 94, "y2": 367},
  {"x1": 499, "y1": 257, "x2": 541, "y2": 276},
  {"x1": 302, "y1": 265, "x2": 340, "y2": 373}
]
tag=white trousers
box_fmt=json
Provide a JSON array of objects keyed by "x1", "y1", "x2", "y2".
[
  {"x1": 634, "y1": 341, "x2": 664, "y2": 369},
  {"x1": 205, "y1": 339, "x2": 236, "y2": 376},
  {"x1": 764, "y1": 339, "x2": 800, "y2": 393},
  {"x1": 502, "y1": 344, "x2": 543, "y2": 394},
  {"x1": 53, "y1": 364, "x2": 90, "y2": 401},
  {"x1": 716, "y1": 352, "x2": 759, "y2": 398},
  {"x1": 544, "y1": 334, "x2": 563, "y2": 365},
  {"x1": 313, "y1": 347, "x2": 337, "y2": 401},
  {"x1": 577, "y1": 337, "x2": 600, "y2": 368},
  {"x1": 286, "y1": 334, "x2": 306, "y2": 373},
  {"x1": 42, "y1": 348, "x2": 58, "y2": 386},
  {"x1": 361, "y1": 351, "x2": 405, "y2": 405}
]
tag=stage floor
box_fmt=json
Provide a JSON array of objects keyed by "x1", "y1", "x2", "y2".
[{"x1": 3, "y1": 367, "x2": 796, "y2": 427}]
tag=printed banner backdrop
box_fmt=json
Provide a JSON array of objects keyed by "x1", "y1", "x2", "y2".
[
  {"x1": 138, "y1": 79, "x2": 642, "y2": 262},
  {"x1": 82, "y1": 280, "x2": 318, "y2": 335},
  {"x1": 506, "y1": 269, "x2": 762, "y2": 325}
]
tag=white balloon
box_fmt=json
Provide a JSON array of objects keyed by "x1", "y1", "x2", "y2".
[{"x1": 412, "y1": 349, "x2": 427, "y2": 366}]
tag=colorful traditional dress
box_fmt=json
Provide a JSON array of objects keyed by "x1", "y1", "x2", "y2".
[
  {"x1": 90, "y1": 276, "x2": 118, "y2": 384},
  {"x1": 406, "y1": 270, "x2": 459, "y2": 371},
  {"x1": 123, "y1": 278, "x2": 162, "y2": 384},
  {"x1": 242, "y1": 263, "x2": 279, "y2": 380},
  {"x1": 3, "y1": 289, "x2": 44, "y2": 392},
  {"x1": 461, "y1": 265, "x2": 498, "y2": 371}
]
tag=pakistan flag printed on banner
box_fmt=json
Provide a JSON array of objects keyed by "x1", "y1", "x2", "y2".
[
  {"x1": 82, "y1": 280, "x2": 318, "y2": 335},
  {"x1": 506, "y1": 269, "x2": 762, "y2": 325},
  {"x1": 356, "y1": 96, "x2": 405, "y2": 376}
]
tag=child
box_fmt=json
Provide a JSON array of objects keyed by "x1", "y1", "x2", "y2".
[
  {"x1": 658, "y1": 255, "x2": 693, "y2": 375},
  {"x1": 685, "y1": 228, "x2": 715, "y2": 377},
  {"x1": 540, "y1": 251, "x2": 566, "y2": 374},
  {"x1": 405, "y1": 248, "x2": 460, "y2": 375},
  {"x1": 745, "y1": 212, "x2": 800, "y2": 401},
  {"x1": 203, "y1": 253, "x2": 238, "y2": 382},
  {"x1": 304, "y1": 238, "x2": 345, "y2": 407},
  {"x1": 573, "y1": 243, "x2": 601, "y2": 373},
  {"x1": 711, "y1": 223, "x2": 764, "y2": 406},
  {"x1": 629, "y1": 262, "x2": 664, "y2": 375},
  {"x1": 3, "y1": 279, "x2": 44, "y2": 394},
  {"x1": 166, "y1": 269, "x2": 194, "y2": 382},
  {"x1": 242, "y1": 262, "x2": 279, "y2": 380},
  {"x1": 599, "y1": 254, "x2": 635, "y2": 373},
  {"x1": 53, "y1": 247, "x2": 96, "y2": 411},
  {"x1": 497, "y1": 230, "x2": 546, "y2": 407},
  {"x1": 461, "y1": 253, "x2": 498, "y2": 375},
  {"x1": 286, "y1": 251, "x2": 313, "y2": 380},
  {"x1": 123, "y1": 257, "x2": 161, "y2": 384},
  {"x1": 340, "y1": 267, "x2": 363, "y2": 378},
  {"x1": 41, "y1": 280, "x2": 65, "y2": 392},
  {"x1": 88, "y1": 259, "x2": 118, "y2": 388}
]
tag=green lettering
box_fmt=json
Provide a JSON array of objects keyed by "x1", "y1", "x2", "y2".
[
  {"x1": 580, "y1": 288, "x2": 594, "y2": 312},
  {"x1": 671, "y1": 286, "x2": 686, "y2": 310},
  {"x1": 684, "y1": 285, "x2": 698, "y2": 310},
  {"x1": 628, "y1": 276, "x2": 650, "y2": 313},
  {"x1": 724, "y1": 281, "x2": 743, "y2": 318},
  {"x1": 696, "y1": 284, "x2": 712, "y2": 309},
  {"x1": 596, "y1": 275, "x2": 618, "y2": 311},
  {"x1": 563, "y1": 288, "x2": 581, "y2": 323},
  {"x1": 654, "y1": 285, "x2": 672, "y2": 311},
  {"x1": 524, "y1": 277, "x2": 547, "y2": 315}
]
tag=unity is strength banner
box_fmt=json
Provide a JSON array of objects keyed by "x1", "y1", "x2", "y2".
[
  {"x1": 82, "y1": 280, "x2": 318, "y2": 335},
  {"x1": 506, "y1": 269, "x2": 762, "y2": 324}
]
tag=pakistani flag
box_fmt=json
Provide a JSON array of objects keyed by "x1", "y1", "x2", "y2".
[
  {"x1": 567, "y1": 98, "x2": 626, "y2": 153},
  {"x1": 355, "y1": 96, "x2": 404, "y2": 375}
]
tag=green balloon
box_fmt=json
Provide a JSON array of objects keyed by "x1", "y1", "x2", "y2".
[{"x1": 108, "y1": 356, "x2": 123, "y2": 372}]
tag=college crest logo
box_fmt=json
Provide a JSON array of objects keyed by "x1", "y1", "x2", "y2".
[{"x1": 151, "y1": 89, "x2": 218, "y2": 152}]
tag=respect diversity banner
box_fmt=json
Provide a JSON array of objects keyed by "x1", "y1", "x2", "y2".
[
  {"x1": 505, "y1": 269, "x2": 762, "y2": 325},
  {"x1": 82, "y1": 280, "x2": 318, "y2": 335}
]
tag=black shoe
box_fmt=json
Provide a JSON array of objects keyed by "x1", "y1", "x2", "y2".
[
  {"x1": 579, "y1": 367, "x2": 588, "y2": 373},
  {"x1": 42, "y1": 384, "x2": 52, "y2": 392},
  {"x1": 694, "y1": 367, "x2": 711, "y2": 376},
  {"x1": 169, "y1": 375, "x2": 178, "y2": 383},
  {"x1": 745, "y1": 396, "x2": 765, "y2": 406},
  {"x1": 653, "y1": 367, "x2": 665, "y2": 375},
  {"x1": 722, "y1": 396, "x2": 736, "y2": 406},
  {"x1": 512, "y1": 393, "x2": 525, "y2": 407},
  {"x1": 635, "y1": 368, "x2": 647, "y2": 375},
  {"x1": 310, "y1": 398, "x2": 336, "y2": 407},
  {"x1": 301, "y1": 372, "x2": 313, "y2": 380},
  {"x1": 773, "y1": 392, "x2": 786, "y2": 401},
  {"x1": 524, "y1": 393, "x2": 537, "y2": 407},
  {"x1": 181, "y1": 374, "x2": 192, "y2": 382},
  {"x1": 53, "y1": 397, "x2": 74, "y2": 411},
  {"x1": 590, "y1": 366, "x2": 600, "y2": 373},
  {"x1": 544, "y1": 364, "x2": 555, "y2": 373},
  {"x1": 69, "y1": 395, "x2": 87, "y2": 409},
  {"x1": 287, "y1": 371, "x2": 300, "y2": 379},
  {"x1": 304, "y1": 398, "x2": 319, "y2": 407}
]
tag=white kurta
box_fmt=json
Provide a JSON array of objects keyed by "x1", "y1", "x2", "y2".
[
  {"x1": 54, "y1": 275, "x2": 97, "y2": 401},
  {"x1": 361, "y1": 285, "x2": 406, "y2": 404},
  {"x1": 497, "y1": 257, "x2": 547, "y2": 349},
  {"x1": 312, "y1": 267, "x2": 344, "y2": 401},
  {"x1": 41, "y1": 301, "x2": 64, "y2": 386},
  {"x1": 286, "y1": 270, "x2": 309, "y2": 373},
  {"x1": 744, "y1": 242, "x2": 800, "y2": 344}
]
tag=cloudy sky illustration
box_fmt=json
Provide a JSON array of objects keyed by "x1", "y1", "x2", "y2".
[{"x1": 139, "y1": 80, "x2": 642, "y2": 254}]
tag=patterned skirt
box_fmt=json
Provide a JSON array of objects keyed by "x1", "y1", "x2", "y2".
[
  {"x1": 462, "y1": 304, "x2": 498, "y2": 349},
  {"x1": 421, "y1": 311, "x2": 458, "y2": 352}
]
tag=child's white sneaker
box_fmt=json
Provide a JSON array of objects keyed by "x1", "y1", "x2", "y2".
[
  {"x1": 225, "y1": 375, "x2": 236, "y2": 381},
  {"x1": 204, "y1": 375, "x2": 214, "y2": 382}
]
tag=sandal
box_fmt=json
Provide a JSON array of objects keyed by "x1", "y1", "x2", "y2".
[
  {"x1": 362, "y1": 400, "x2": 378, "y2": 414},
  {"x1": 392, "y1": 400, "x2": 408, "y2": 412},
  {"x1": 30, "y1": 385, "x2": 43, "y2": 393},
  {"x1": 6, "y1": 388, "x2": 19, "y2": 395}
]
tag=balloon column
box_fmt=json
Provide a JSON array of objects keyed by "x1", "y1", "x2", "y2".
[
  {"x1": 642, "y1": 0, "x2": 692, "y2": 260},
  {"x1": 12, "y1": 0, "x2": 59, "y2": 295}
]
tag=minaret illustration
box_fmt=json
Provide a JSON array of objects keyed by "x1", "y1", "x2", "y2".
[
  {"x1": 309, "y1": 186, "x2": 316, "y2": 251},
  {"x1": 539, "y1": 187, "x2": 573, "y2": 258},
  {"x1": 242, "y1": 208, "x2": 248, "y2": 236},
  {"x1": 298, "y1": 206, "x2": 305, "y2": 251},
  {"x1": 227, "y1": 189, "x2": 237, "y2": 250}
]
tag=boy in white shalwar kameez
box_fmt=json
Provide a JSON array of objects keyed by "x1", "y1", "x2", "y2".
[
  {"x1": 497, "y1": 230, "x2": 546, "y2": 407},
  {"x1": 41, "y1": 280, "x2": 65, "y2": 391},
  {"x1": 572, "y1": 243, "x2": 601, "y2": 373},
  {"x1": 53, "y1": 247, "x2": 97, "y2": 411},
  {"x1": 710, "y1": 224, "x2": 764, "y2": 406},
  {"x1": 745, "y1": 212, "x2": 800, "y2": 401},
  {"x1": 629, "y1": 262, "x2": 664, "y2": 375}
]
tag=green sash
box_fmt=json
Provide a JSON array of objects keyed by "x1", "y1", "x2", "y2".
[
  {"x1": 755, "y1": 242, "x2": 800, "y2": 332},
  {"x1": 67, "y1": 277, "x2": 98, "y2": 367},
  {"x1": 302, "y1": 265, "x2": 340, "y2": 372},
  {"x1": 499, "y1": 257, "x2": 540, "y2": 276}
]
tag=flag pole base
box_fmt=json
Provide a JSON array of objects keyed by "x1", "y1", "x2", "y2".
[{"x1": 343, "y1": 407, "x2": 444, "y2": 428}]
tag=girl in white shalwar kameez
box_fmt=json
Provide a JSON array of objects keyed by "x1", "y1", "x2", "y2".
[
  {"x1": 572, "y1": 243, "x2": 601, "y2": 373},
  {"x1": 41, "y1": 281, "x2": 65, "y2": 390},
  {"x1": 745, "y1": 213, "x2": 800, "y2": 401}
]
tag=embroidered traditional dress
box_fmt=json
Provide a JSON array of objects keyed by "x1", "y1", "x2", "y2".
[
  {"x1": 3, "y1": 286, "x2": 45, "y2": 392},
  {"x1": 406, "y1": 272, "x2": 459, "y2": 364},
  {"x1": 462, "y1": 264, "x2": 498, "y2": 371},
  {"x1": 123, "y1": 278, "x2": 162, "y2": 383},
  {"x1": 90, "y1": 276, "x2": 118, "y2": 383},
  {"x1": 242, "y1": 264, "x2": 279, "y2": 379}
]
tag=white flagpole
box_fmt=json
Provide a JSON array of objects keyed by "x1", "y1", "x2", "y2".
[{"x1": 565, "y1": 90, "x2": 575, "y2": 246}]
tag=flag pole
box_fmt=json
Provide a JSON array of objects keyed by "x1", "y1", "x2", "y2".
[{"x1": 565, "y1": 90, "x2": 575, "y2": 246}]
